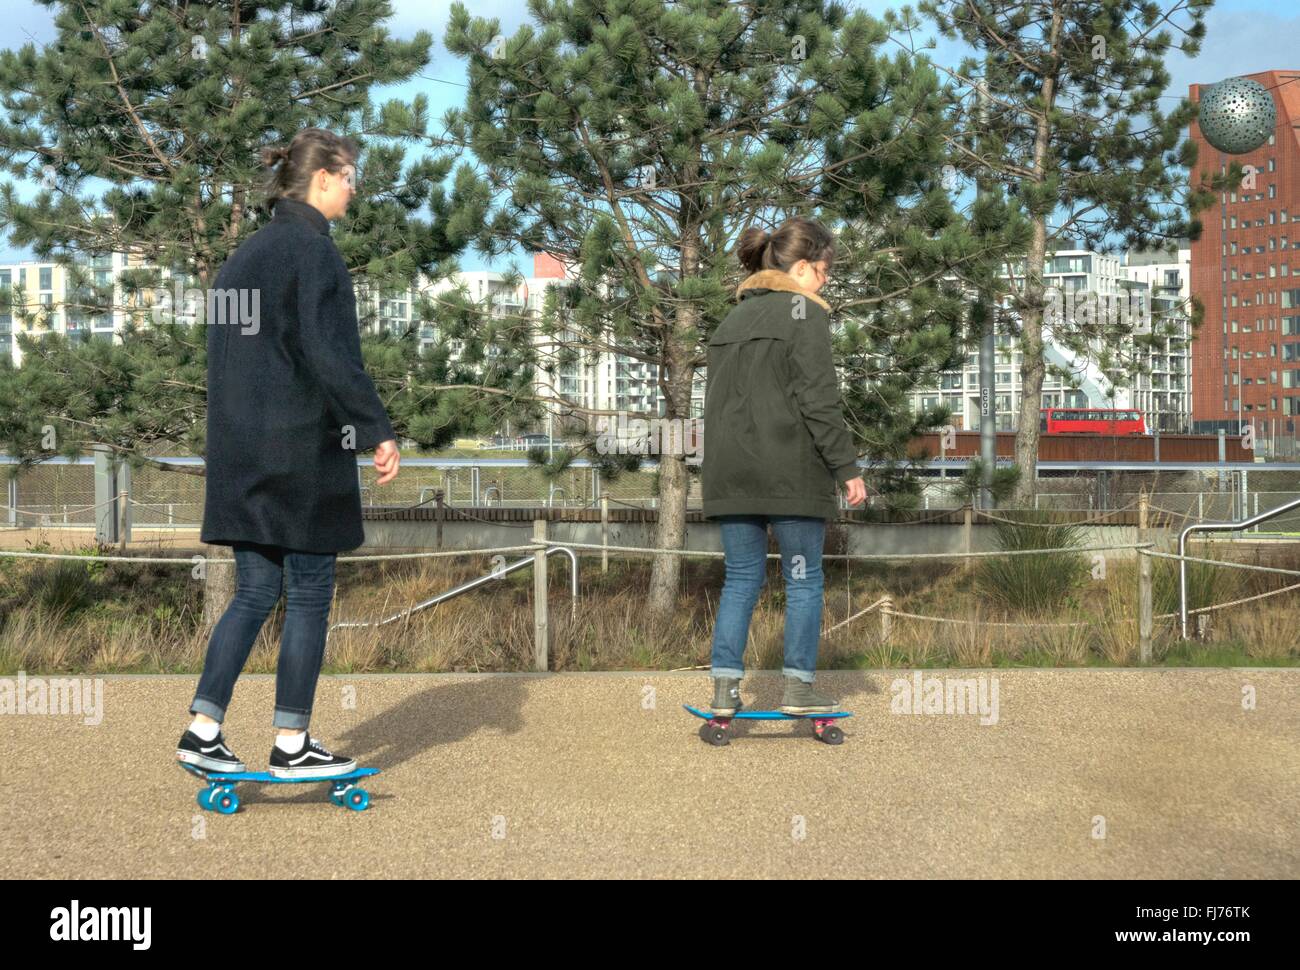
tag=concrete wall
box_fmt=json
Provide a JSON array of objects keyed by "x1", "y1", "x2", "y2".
[{"x1": 360, "y1": 520, "x2": 1146, "y2": 561}]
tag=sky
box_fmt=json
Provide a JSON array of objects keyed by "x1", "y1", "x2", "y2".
[{"x1": 1, "y1": 0, "x2": 1297, "y2": 267}]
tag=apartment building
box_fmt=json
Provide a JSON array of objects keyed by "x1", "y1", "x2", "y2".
[{"x1": 1188, "y1": 69, "x2": 1300, "y2": 442}]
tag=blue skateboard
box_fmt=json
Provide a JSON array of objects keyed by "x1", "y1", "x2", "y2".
[
  {"x1": 683, "y1": 704, "x2": 852, "y2": 746},
  {"x1": 180, "y1": 761, "x2": 380, "y2": 814}
]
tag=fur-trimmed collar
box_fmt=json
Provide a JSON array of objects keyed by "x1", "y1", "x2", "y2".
[{"x1": 734, "y1": 269, "x2": 831, "y2": 313}]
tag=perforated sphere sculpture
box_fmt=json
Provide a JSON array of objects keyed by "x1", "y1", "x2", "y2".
[{"x1": 1198, "y1": 77, "x2": 1276, "y2": 154}]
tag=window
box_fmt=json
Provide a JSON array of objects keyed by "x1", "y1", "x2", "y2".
[{"x1": 39, "y1": 267, "x2": 52, "y2": 290}]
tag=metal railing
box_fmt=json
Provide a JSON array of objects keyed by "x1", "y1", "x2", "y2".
[
  {"x1": 327, "y1": 544, "x2": 578, "y2": 637},
  {"x1": 1179, "y1": 495, "x2": 1300, "y2": 638}
]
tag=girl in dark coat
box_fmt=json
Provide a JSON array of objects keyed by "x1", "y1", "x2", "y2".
[
  {"x1": 701, "y1": 217, "x2": 866, "y2": 717},
  {"x1": 177, "y1": 128, "x2": 400, "y2": 779}
]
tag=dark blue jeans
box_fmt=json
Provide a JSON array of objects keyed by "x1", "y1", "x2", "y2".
[
  {"x1": 710, "y1": 514, "x2": 826, "y2": 682},
  {"x1": 190, "y1": 542, "x2": 336, "y2": 730}
]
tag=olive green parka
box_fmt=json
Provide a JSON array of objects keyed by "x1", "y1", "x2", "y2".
[{"x1": 701, "y1": 269, "x2": 861, "y2": 521}]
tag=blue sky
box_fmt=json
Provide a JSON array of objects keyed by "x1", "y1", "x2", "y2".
[{"x1": 1, "y1": 0, "x2": 1296, "y2": 267}]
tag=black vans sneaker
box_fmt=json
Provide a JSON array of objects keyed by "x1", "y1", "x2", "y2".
[
  {"x1": 176, "y1": 729, "x2": 246, "y2": 773},
  {"x1": 268, "y1": 733, "x2": 356, "y2": 779}
]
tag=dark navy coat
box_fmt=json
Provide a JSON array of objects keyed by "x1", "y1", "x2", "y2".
[{"x1": 200, "y1": 197, "x2": 395, "y2": 553}]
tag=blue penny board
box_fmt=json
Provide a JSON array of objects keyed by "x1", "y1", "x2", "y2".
[
  {"x1": 181, "y1": 762, "x2": 379, "y2": 785},
  {"x1": 683, "y1": 705, "x2": 852, "y2": 721}
]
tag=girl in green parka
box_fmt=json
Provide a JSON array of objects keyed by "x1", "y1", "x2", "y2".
[{"x1": 701, "y1": 216, "x2": 866, "y2": 716}]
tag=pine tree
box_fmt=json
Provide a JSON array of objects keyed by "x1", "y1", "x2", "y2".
[
  {"x1": 0, "y1": 0, "x2": 518, "y2": 468},
  {"x1": 919, "y1": 0, "x2": 1225, "y2": 502},
  {"x1": 441, "y1": 0, "x2": 997, "y2": 623},
  {"x1": 0, "y1": 0, "x2": 527, "y2": 625}
]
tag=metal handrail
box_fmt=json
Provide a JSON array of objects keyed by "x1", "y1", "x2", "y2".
[
  {"x1": 327, "y1": 545, "x2": 578, "y2": 637},
  {"x1": 1179, "y1": 495, "x2": 1300, "y2": 638}
]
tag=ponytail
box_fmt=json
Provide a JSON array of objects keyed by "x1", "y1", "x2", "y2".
[{"x1": 735, "y1": 217, "x2": 835, "y2": 276}]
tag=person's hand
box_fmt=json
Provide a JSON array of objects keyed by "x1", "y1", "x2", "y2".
[
  {"x1": 374, "y1": 439, "x2": 400, "y2": 485},
  {"x1": 842, "y1": 476, "x2": 866, "y2": 507}
]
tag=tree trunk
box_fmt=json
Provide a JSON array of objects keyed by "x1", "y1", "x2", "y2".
[
  {"x1": 201, "y1": 542, "x2": 234, "y2": 630},
  {"x1": 1010, "y1": 9, "x2": 1062, "y2": 506},
  {"x1": 1014, "y1": 287, "x2": 1046, "y2": 506},
  {"x1": 646, "y1": 340, "x2": 694, "y2": 625}
]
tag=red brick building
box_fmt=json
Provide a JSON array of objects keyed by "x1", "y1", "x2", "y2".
[{"x1": 1189, "y1": 70, "x2": 1300, "y2": 443}]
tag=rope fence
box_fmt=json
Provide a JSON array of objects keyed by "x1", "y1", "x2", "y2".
[{"x1": 3, "y1": 527, "x2": 1296, "y2": 666}]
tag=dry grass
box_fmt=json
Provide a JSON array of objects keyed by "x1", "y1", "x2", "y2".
[{"x1": 0, "y1": 540, "x2": 1297, "y2": 673}]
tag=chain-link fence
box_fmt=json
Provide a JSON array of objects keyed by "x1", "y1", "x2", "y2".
[{"x1": 3, "y1": 458, "x2": 1298, "y2": 527}]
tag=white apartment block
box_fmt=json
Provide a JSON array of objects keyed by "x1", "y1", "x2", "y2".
[
  {"x1": 2, "y1": 253, "x2": 128, "y2": 365},
  {"x1": 403, "y1": 255, "x2": 704, "y2": 432},
  {"x1": 1122, "y1": 245, "x2": 1193, "y2": 432},
  {"x1": 1, "y1": 247, "x2": 698, "y2": 438},
  {"x1": 907, "y1": 245, "x2": 1193, "y2": 433}
]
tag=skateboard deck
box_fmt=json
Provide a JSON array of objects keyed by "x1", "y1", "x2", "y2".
[
  {"x1": 180, "y1": 761, "x2": 380, "y2": 813},
  {"x1": 683, "y1": 704, "x2": 852, "y2": 746}
]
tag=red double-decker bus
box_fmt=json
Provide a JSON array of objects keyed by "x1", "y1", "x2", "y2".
[{"x1": 1039, "y1": 407, "x2": 1146, "y2": 434}]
